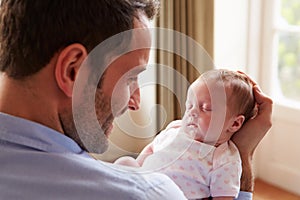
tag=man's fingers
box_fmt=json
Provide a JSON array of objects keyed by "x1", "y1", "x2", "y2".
[
  {"x1": 232, "y1": 80, "x2": 273, "y2": 154},
  {"x1": 253, "y1": 85, "x2": 273, "y2": 111},
  {"x1": 237, "y1": 70, "x2": 258, "y2": 86},
  {"x1": 252, "y1": 85, "x2": 273, "y2": 132},
  {"x1": 253, "y1": 85, "x2": 270, "y2": 104}
]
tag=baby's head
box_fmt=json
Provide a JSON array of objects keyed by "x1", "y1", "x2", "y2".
[{"x1": 182, "y1": 69, "x2": 255, "y2": 146}]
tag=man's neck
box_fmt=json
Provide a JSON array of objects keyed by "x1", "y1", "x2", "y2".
[{"x1": 0, "y1": 73, "x2": 63, "y2": 133}]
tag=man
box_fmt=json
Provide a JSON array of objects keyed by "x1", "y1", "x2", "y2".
[{"x1": 0, "y1": 0, "x2": 272, "y2": 199}]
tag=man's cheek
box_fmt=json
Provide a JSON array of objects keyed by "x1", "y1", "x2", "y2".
[{"x1": 111, "y1": 84, "x2": 130, "y2": 116}]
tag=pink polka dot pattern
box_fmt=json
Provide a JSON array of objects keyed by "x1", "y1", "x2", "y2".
[{"x1": 140, "y1": 122, "x2": 242, "y2": 199}]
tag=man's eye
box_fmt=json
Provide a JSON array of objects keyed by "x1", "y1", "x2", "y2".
[{"x1": 127, "y1": 77, "x2": 137, "y2": 84}]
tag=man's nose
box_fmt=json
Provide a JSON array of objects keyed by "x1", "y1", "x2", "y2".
[{"x1": 128, "y1": 87, "x2": 140, "y2": 111}]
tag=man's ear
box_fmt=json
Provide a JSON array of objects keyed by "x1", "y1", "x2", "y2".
[
  {"x1": 55, "y1": 43, "x2": 87, "y2": 97},
  {"x1": 228, "y1": 115, "x2": 245, "y2": 133}
]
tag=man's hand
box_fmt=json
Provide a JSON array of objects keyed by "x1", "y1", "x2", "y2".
[
  {"x1": 232, "y1": 84, "x2": 273, "y2": 156},
  {"x1": 232, "y1": 72, "x2": 273, "y2": 192}
]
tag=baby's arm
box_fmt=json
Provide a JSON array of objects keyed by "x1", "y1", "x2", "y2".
[
  {"x1": 136, "y1": 120, "x2": 181, "y2": 165},
  {"x1": 136, "y1": 142, "x2": 154, "y2": 165},
  {"x1": 114, "y1": 156, "x2": 140, "y2": 167},
  {"x1": 114, "y1": 141, "x2": 154, "y2": 167},
  {"x1": 116, "y1": 120, "x2": 180, "y2": 167}
]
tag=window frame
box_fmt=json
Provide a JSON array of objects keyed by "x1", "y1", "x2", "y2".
[{"x1": 260, "y1": 0, "x2": 300, "y2": 124}]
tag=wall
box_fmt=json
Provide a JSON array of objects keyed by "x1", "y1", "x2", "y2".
[
  {"x1": 214, "y1": 0, "x2": 249, "y2": 72},
  {"x1": 254, "y1": 0, "x2": 300, "y2": 195},
  {"x1": 214, "y1": 0, "x2": 264, "y2": 178},
  {"x1": 215, "y1": 0, "x2": 300, "y2": 196}
]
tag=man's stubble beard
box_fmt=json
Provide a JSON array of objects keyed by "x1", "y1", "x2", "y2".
[{"x1": 59, "y1": 87, "x2": 113, "y2": 154}]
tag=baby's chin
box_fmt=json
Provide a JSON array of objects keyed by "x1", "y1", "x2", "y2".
[
  {"x1": 182, "y1": 125, "x2": 205, "y2": 141},
  {"x1": 182, "y1": 125, "x2": 227, "y2": 146}
]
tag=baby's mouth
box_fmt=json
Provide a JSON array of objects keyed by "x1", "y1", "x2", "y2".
[
  {"x1": 187, "y1": 123, "x2": 198, "y2": 129},
  {"x1": 185, "y1": 116, "x2": 199, "y2": 128}
]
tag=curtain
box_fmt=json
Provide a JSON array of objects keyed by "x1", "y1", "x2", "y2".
[{"x1": 156, "y1": 0, "x2": 215, "y2": 131}]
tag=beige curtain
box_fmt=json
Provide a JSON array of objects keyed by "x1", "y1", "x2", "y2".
[{"x1": 156, "y1": 0, "x2": 214, "y2": 131}]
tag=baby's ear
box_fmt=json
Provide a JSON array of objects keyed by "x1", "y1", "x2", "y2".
[{"x1": 228, "y1": 115, "x2": 245, "y2": 133}]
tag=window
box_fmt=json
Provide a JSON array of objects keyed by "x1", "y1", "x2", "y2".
[{"x1": 274, "y1": 0, "x2": 300, "y2": 103}]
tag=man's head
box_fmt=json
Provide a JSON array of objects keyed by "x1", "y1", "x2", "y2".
[
  {"x1": 0, "y1": 0, "x2": 159, "y2": 153},
  {"x1": 0, "y1": 0, "x2": 158, "y2": 78},
  {"x1": 183, "y1": 69, "x2": 255, "y2": 145}
]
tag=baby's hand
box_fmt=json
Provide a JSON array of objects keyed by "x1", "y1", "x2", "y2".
[{"x1": 114, "y1": 156, "x2": 140, "y2": 167}]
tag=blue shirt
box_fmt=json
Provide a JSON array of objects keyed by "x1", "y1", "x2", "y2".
[
  {"x1": 0, "y1": 112, "x2": 252, "y2": 200},
  {"x1": 0, "y1": 112, "x2": 187, "y2": 200}
]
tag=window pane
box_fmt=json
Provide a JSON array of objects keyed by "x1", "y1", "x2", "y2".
[
  {"x1": 281, "y1": 0, "x2": 300, "y2": 26},
  {"x1": 278, "y1": 32, "x2": 300, "y2": 101}
]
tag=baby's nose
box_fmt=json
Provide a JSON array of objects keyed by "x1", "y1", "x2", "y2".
[
  {"x1": 189, "y1": 108, "x2": 198, "y2": 118},
  {"x1": 187, "y1": 115, "x2": 197, "y2": 123}
]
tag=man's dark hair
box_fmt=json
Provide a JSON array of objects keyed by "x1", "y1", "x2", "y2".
[{"x1": 0, "y1": 0, "x2": 159, "y2": 79}]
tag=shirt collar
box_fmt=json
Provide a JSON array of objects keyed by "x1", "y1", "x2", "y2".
[{"x1": 0, "y1": 112, "x2": 84, "y2": 154}]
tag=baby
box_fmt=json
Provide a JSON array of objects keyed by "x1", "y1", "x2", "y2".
[{"x1": 115, "y1": 69, "x2": 256, "y2": 199}]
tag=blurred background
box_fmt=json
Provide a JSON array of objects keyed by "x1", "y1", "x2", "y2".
[{"x1": 95, "y1": 0, "x2": 300, "y2": 198}]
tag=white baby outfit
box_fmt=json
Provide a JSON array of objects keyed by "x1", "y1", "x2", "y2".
[{"x1": 139, "y1": 120, "x2": 242, "y2": 199}]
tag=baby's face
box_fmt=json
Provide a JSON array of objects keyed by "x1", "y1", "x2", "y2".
[
  {"x1": 182, "y1": 80, "x2": 212, "y2": 141},
  {"x1": 182, "y1": 80, "x2": 233, "y2": 145}
]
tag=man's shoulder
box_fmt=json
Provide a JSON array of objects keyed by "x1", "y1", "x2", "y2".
[{"x1": 0, "y1": 149, "x2": 186, "y2": 199}]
